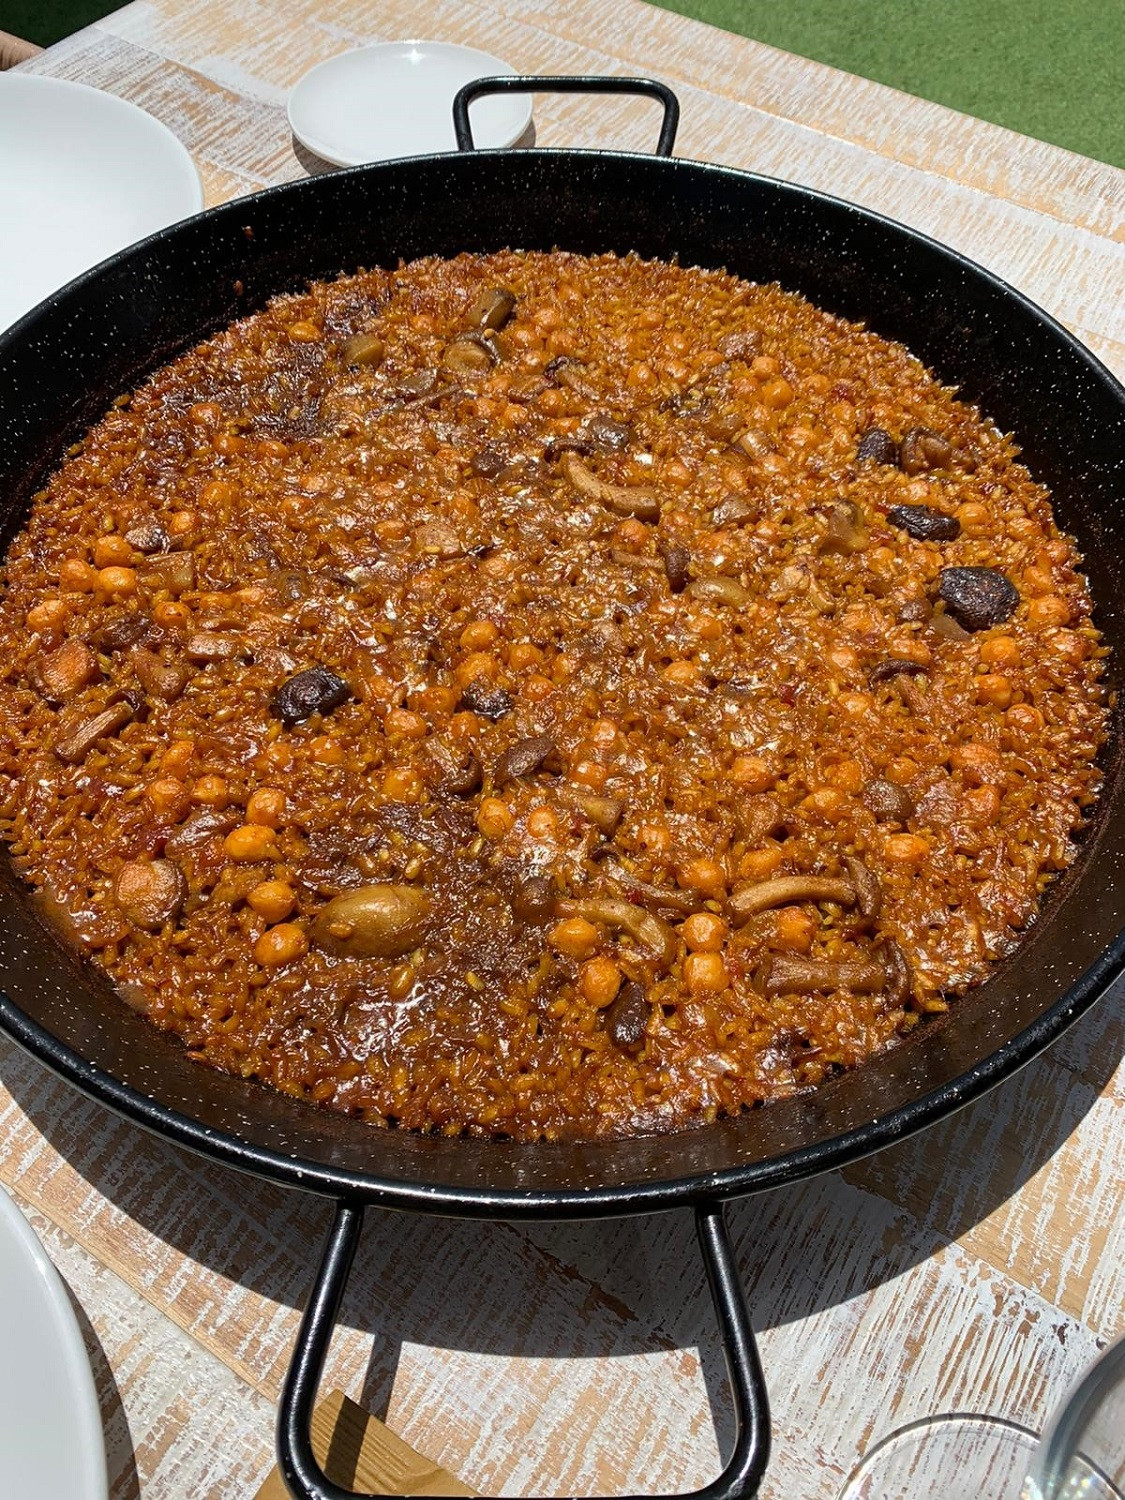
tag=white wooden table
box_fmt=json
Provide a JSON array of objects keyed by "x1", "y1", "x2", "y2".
[{"x1": 6, "y1": 1, "x2": 1125, "y2": 1494}]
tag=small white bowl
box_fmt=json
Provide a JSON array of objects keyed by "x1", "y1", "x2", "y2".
[{"x1": 287, "y1": 41, "x2": 533, "y2": 166}]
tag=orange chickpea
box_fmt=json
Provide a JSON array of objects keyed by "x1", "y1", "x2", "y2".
[
  {"x1": 1006, "y1": 703, "x2": 1045, "y2": 735},
  {"x1": 838, "y1": 691, "x2": 873, "y2": 718},
  {"x1": 800, "y1": 787, "x2": 849, "y2": 823},
  {"x1": 825, "y1": 759, "x2": 865, "y2": 793},
  {"x1": 256, "y1": 741, "x2": 294, "y2": 774},
  {"x1": 524, "y1": 674, "x2": 555, "y2": 702},
  {"x1": 773, "y1": 907, "x2": 816, "y2": 953},
  {"x1": 588, "y1": 718, "x2": 620, "y2": 751},
  {"x1": 459, "y1": 620, "x2": 499, "y2": 651},
  {"x1": 950, "y1": 743, "x2": 1002, "y2": 785},
  {"x1": 738, "y1": 845, "x2": 786, "y2": 881},
  {"x1": 884, "y1": 757, "x2": 918, "y2": 786},
  {"x1": 144, "y1": 778, "x2": 192, "y2": 822},
  {"x1": 224, "y1": 824, "x2": 278, "y2": 861},
  {"x1": 684, "y1": 951, "x2": 730, "y2": 994},
  {"x1": 688, "y1": 612, "x2": 724, "y2": 642},
  {"x1": 455, "y1": 651, "x2": 499, "y2": 687},
  {"x1": 580, "y1": 956, "x2": 623, "y2": 1007},
  {"x1": 826, "y1": 645, "x2": 861, "y2": 676},
  {"x1": 477, "y1": 797, "x2": 514, "y2": 839},
  {"x1": 168, "y1": 510, "x2": 197, "y2": 536},
  {"x1": 1027, "y1": 595, "x2": 1071, "y2": 629},
  {"x1": 760, "y1": 376, "x2": 794, "y2": 409},
  {"x1": 153, "y1": 601, "x2": 191, "y2": 631},
  {"x1": 751, "y1": 355, "x2": 779, "y2": 378},
  {"x1": 883, "y1": 833, "x2": 931, "y2": 867},
  {"x1": 570, "y1": 760, "x2": 609, "y2": 792},
  {"x1": 247, "y1": 880, "x2": 297, "y2": 924},
  {"x1": 976, "y1": 673, "x2": 1014, "y2": 708},
  {"x1": 26, "y1": 599, "x2": 68, "y2": 634},
  {"x1": 212, "y1": 432, "x2": 245, "y2": 458},
  {"x1": 246, "y1": 787, "x2": 286, "y2": 828},
  {"x1": 637, "y1": 823, "x2": 672, "y2": 857},
  {"x1": 663, "y1": 660, "x2": 701, "y2": 687},
  {"x1": 253, "y1": 923, "x2": 309, "y2": 966},
  {"x1": 681, "y1": 912, "x2": 728, "y2": 953},
  {"x1": 614, "y1": 518, "x2": 648, "y2": 552},
  {"x1": 413, "y1": 684, "x2": 457, "y2": 718},
  {"x1": 550, "y1": 917, "x2": 600, "y2": 960},
  {"x1": 1022, "y1": 563, "x2": 1055, "y2": 596},
  {"x1": 956, "y1": 501, "x2": 991, "y2": 534},
  {"x1": 381, "y1": 766, "x2": 423, "y2": 802},
  {"x1": 201, "y1": 479, "x2": 236, "y2": 505},
  {"x1": 964, "y1": 785, "x2": 1002, "y2": 824},
  {"x1": 527, "y1": 806, "x2": 559, "y2": 839},
  {"x1": 678, "y1": 857, "x2": 727, "y2": 899},
  {"x1": 288, "y1": 320, "x2": 322, "y2": 342},
  {"x1": 307, "y1": 734, "x2": 346, "y2": 766},
  {"x1": 385, "y1": 708, "x2": 427, "y2": 739},
  {"x1": 1050, "y1": 630, "x2": 1088, "y2": 665},
  {"x1": 93, "y1": 534, "x2": 136, "y2": 568},
  {"x1": 96, "y1": 565, "x2": 138, "y2": 595},
  {"x1": 190, "y1": 774, "x2": 229, "y2": 808},
  {"x1": 508, "y1": 642, "x2": 543, "y2": 671},
  {"x1": 730, "y1": 755, "x2": 775, "y2": 792},
  {"x1": 59, "y1": 558, "x2": 97, "y2": 592},
  {"x1": 160, "y1": 740, "x2": 195, "y2": 777},
  {"x1": 980, "y1": 636, "x2": 1021, "y2": 668},
  {"x1": 187, "y1": 401, "x2": 222, "y2": 427}
]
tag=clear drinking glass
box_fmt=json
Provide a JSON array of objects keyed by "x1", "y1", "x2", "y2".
[{"x1": 839, "y1": 1333, "x2": 1125, "y2": 1500}]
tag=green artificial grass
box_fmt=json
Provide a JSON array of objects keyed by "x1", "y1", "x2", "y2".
[
  {"x1": 4, "y1": 0, "x2": 1125, "y2": 169},
  {"x1": 651, "y1": 0, "x2": 1125, "y2": 169}
]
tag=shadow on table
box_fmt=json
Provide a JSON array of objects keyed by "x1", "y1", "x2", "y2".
[{"x1": 3, "y1": 969, "x2": 1121, "y2": 1486}]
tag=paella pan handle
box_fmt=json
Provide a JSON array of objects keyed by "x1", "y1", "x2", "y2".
[
  {"x1": 276, "y1": 1199, "x2": 771, "y2": 1500},
  {"x1": 452, "y1": 75, "x2": 680, "y2": 156}
]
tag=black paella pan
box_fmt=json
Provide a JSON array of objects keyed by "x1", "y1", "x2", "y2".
[{"x1": 1, "y1": 77, "x2": 1124, "y2": 1499}]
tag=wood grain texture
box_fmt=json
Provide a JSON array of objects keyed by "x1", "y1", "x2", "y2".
[{"x1": 6, "y1": 0, "x2": 1125, "y2": 1494}]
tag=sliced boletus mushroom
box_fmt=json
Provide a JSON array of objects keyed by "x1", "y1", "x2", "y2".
[
  {"x1": 881, "y1": 940, "x2": 911, "y2": 1007},
  {"x1": 658, "y1": 538, "x2": 691, "y2": 593},
  {"x1": 459, "y1": 679, "x2": 513, "y2": 721},
  {"x1": 820, "y1": 500, "x2": 866, "y2": 555},
  {"x1": 862, "y1": 778, "x2": 916, "y2": 823},
  {"x1": 759, "y1": 953, "x2": 888, "y2": 998},
  {"x1": 686, "y1": 576, "x2": 752, "y2": 607},
  {"x1": 899, "y1": 427, "x2": 953, "y2": 474},
  {"x1": 730, "y1": 874, "x2": 856, "y2": 921},
  {"x1": 886, "y1": 504, "x2": 961, "y2": 541},
  {"x1": 494, "y1": 734, "x2": 558, "y2": 785},
  {"x1": 341, "y1": 331, "x2": 385, "y2": 367},
  {"x1": 856, "y1": 428, "x2": 899, "y2": 466},
  {"x1": 114, "y1": 858, "x2": 187, "y2": 930},
  {"x1": 559, "y1": 453, "x2": 660, "y2": 521},
  {"x1": 442, "y1": 332, "x2": 500, "y2": 375},
  {"x1": 467, "y1": 286, "x2": 517, "y2": 330},
  {"x1": 132, "y1": 647, "x2": 190, "y2": 702},
  {"x1": 869, "y1": 658, "x2": 929, "y2": 685},
  {"x1": 54, "y1": 697, "x2": 137, "y2": 764},
  {"x1": 937, "y1": 567, "x2": 1019, "y2": 631},
  {"x1": 606, "y1": 980, "x2": 650, "y2": 1050},
  {"x1": 272, "y1": 665, "x2": 352, "y2": 725},
  {"x1": 554, "y1": 895, "x2": 679, "y2": 968},
  {"x1": 312, "y1": 884, "x2": 431, "y2": 960},
  {"x1": 843, "y1": 856, "x2": 882, "y2": 921},
  {"x1": 573, "y1": 792, "x2": 624, "y2": 835}
]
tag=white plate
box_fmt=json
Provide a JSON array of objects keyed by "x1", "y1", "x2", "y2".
[
  {"x1": 0, "y1": 1187, "x2": 107, "y2": 1499},
  {"x1": 0, "y1": 74, "x2": 203, "y2": 333},
  {"x1": 287, "y1": 40, "x2": 533, "y2": 165}
]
